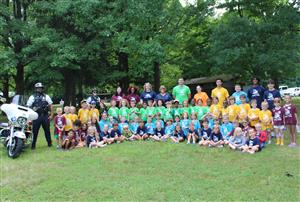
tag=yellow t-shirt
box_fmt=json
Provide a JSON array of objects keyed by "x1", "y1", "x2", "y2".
[
  {"x1": 259, "y1": 110, "x2": 272, "y2": 131},
  {"x1": 227, "y1": 105, "x2": 239, "y2": 122},
  {"x1": 248, "y1": 108, "x2": 260, "y2": 127},
  {"x1": 238, "y1": 103, "x2": 250, "y2": 122},
  {"x1": 211, "y1": 87, "x2": 229, "y2": 107},
  {"x1": 89, "y1": 108, "x2": 99, "y2": 120},
  {"x1": 210, "y1": 104, "x2": 222, "y2": 119},
  {"x1": 64, "y1": 113, "x2": 73, "y2": 131},
  {"x1": 70, "y1": 114, "x2": 78, "y2": 122},
  {"x1": 78, "y1": 108, "x2": 90, "y2": 124},
  {"x1": 222, "y1": 107, "x2": 229, "y2": 117}
]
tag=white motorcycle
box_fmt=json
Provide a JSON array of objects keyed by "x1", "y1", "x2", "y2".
[{"x1": 0, "y1": 103, "x2": 38, "y2": 158}]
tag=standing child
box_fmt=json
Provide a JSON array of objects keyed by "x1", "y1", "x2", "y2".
[
  {"x1": 187, "y1": 122, "x2": 198, "y2": 144},
  {"x1": 227, "y1": 97, "x2": 239, "y2": 123},
  {"x1": 108, "y1": 100, "x2": 119, "y2": 121},
  {"x1": 63, "y1": 106, "x2": 73, "y2": 137},
  {"x1": 199, "y1": 120, "x2": 212, "y2": 146},
  {"x1": 263, "y1": 79, "x2": 281, "y2": 110},
  {"x1": 54, "y1": 108, "x2": 66, "y2": 149},
  {"x1": 173, "y1": 100, "x2": 182, "y2": 118},
  {"x1": 129, "y1": 116, "x2": 139, "y2": 135},
  {"x1": 259, "y1": 102, "x2": 273, "y2": 144},
  {"x1": 145, "y1": 116, "x2": 155, "y2": 136},
  {"x1": 272, "y1": 98, "x2": 285, "y2": 145},
  {"x1": 78, "y1": 100, "x2": 90, "y2": 124},
  {"x1": 283, "y1": 95, "x2": 298, "y2": 147},
  {"x1": 220, "y1": 115, "x2": 234, "y2": 144},
  {"x1": 180, "y1": 112, "x2": 190, "y2": 139},
  {"x1": 156, "y1": 99, "x2": 166, "y2": 120},
  {"x1": 181, "y1": 100, "x2": 191, "y2": 117},
  {"x1": 221, "y1": 100, "x2": 229, "y2": 118},
  {"x1": 119, "y1": 99, "x2": 130, "y2": 121},
  {"x1": 170, "y1": 124, "x2": 184, "y2": 143},
  {"x1": 89, "y1": 101, "x2": 100, "y2": 121},
  {"x1": 210, "y1": 97, "x2": 222, "y2": 120},
  {"x1": 145, "y1": 99, "x2": 156, "y2": 119},
  {"x1": 241, "y1": 128, "x2": 260, "y2": 154},
  {"x1": 228, "y1": 127, "x2": 246, "y2": 150},
  {"x1": 98, "y1": 112, "x2": 109, "y2": 132},
  {"x1": 190, "y1": 113, "x2": 201, "y2": 133},
  {"x1": 248, "y1": 99, "x2": 260, "y2": 127},
  {"x1": 209, "y1": 125, "x2": 224, "y2": 147},
  {"x1": 237, "y1": 95, "x2": 250, "y2": 123},
  {"x1": 164, "y1": 101, "x2": 174, "y2": 122},
  {"x1": 129, "y1": 100, "x2": 140, "y2": 121},
  {"x1": 164, "y1": 119, "x2": 175, "y2": 137},
  {"x1": 70, "y1": 106, "x2": 78, "y2": 122},
  {"x1": 139, "y1": 102, "x2": 148, "y2": 122}
]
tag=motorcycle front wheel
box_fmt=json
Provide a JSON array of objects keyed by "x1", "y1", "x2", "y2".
[{"x1": 7, "y1": 137, "x2": 24, "y2": 159}]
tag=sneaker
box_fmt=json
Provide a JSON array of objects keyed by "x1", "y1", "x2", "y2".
[
  {"x1": 288, "y1": 143, "x2": 297, "y2": 148},
  {"x1": 217, "y1": 145, "x2": 224, "y2": 148},
  {"x1": 192, "y1": 141, "x2": 196, "y2": 144},
  {"x1": 187, "y1": 142, "x2": 190, "y2": 144},
  {"x1": 268, "y1": 140, "x2": 271, "y2": 144}
]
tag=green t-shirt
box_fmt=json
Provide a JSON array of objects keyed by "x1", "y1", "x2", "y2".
[
  {"x1": 129, "y1": 107, "x2": 140, "y2": 121},
  {"x1": 194, "y1": 106, "x2": 209, "y2": 120},
  {"x1": 173, "y1": 107, "x2": 182, "y2": 118},
  {"x1": 146, "y1": 107, "x2": 156, "y2": 117},
  {"x1": 139, "y1": 108, "x2": 147, "y2": 122},
  {"x1": 155, "y1": 106, "x2": 166, "y2": 119},
  {"x1": 119, "y1": 107, "x2": 129, "y2": 120},
  {"x1": 108, "y1": 107, "x2": 119, "y2": 119},
  {"x1": 164, "y1": 108, "x2": 174, "y2": 121},
  {"x1": 172, "y1": 85, "x2": 191, "y2": 104},
  {"x1": 181, "y1": 107, "x2": 191, "y2": 117}
]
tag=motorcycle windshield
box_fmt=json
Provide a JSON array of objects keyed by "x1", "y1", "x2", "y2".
[
  {"x1": 0, "y1": 104, "x2": 38, "y2": 121},
  {"x1": 11, "y1": 95, "x2": 28, "y2": 106}
]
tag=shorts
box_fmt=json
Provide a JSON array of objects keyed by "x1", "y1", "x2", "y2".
[{"x1": 273, "y1": 125, "x2": 284, "y2": 130}]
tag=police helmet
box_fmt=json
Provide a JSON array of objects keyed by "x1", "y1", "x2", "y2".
[{"x1": 34, "y1": 82, "x2": 44, "y2": 88}]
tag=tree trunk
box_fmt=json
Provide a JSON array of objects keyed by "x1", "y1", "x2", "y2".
[
  {"x1": 64, "y1": 71, "x2": 76, "y2": 106},
  {"x1": 15, "y1": 62, "x2": 24, "y2": 94},
  {"x1": 118, "y1": 52, "x2": 129, "y2": 90},
  {"x1": 153, "y1": 61, "x2": 160, "y2": 92},
  {"x1": 2, "y1": 77, "x2": 9, "y2": 101}
]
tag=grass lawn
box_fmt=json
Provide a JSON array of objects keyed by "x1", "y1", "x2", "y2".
[{"x1": 0, "y1": 98, "x2": 300, "y2": 201}]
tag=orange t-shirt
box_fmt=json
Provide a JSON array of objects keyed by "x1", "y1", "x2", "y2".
[{"x1": 194, "y1": 92, "x2": 209, "y2": 106}]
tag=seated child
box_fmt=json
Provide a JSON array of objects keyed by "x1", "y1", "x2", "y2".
[
  {"x1": 134, "y1": 120, "x2": 149, "y2": 140},
  {"x1": 150, "y1": 121, "x2": 167, "y2": 142},
  {"x1": 255, "y1": 123, "x2": 267, "y2": 148},
  {"x1": 187, "y1": 122, "x2": 199, "y2": 144},
  {"x1": 220, "y1": 115, "x2": 234, "y2": 144},
  {"x1": 199, "y1": 120, "x2": 212, "y2": 146},
  {"x1": 145, "y1": 116, "x2": 155, "y2": 136},
  {"x1": 209, "y1": 125, "x2": 224, "y2": 148},
  {"x1": 86, "y1": 126, "x2": 107, "y2": 148},
  {"x1": 110, "y1": 122, "x2": 125, "y2": 143},
  {"x1": 62, "y1": 129, "x2": 75, "y2": 150},
  {"x1": 122, "y1": 125, "x2": 134, "y2": 141},
  {"x1": 101, "y1": 124, "x2": 114, "y2": 144},
  {"x1": 241, "y1": 128, "x2": 261, "y2": 154},
  {"x1": 228, "y1": 127, "x2": 246, "y2": 150},
  {"x1": 164, "y1": 119, "x2": 175, "y2": 137},
  {"x1": 76, "y1": 123, "x2": 88, "y2": 148},
  {"x1": 170, "y1": 124, "x2": 184, "y2": 143},
  {"x1": 118, "y1": 116, "x2": 129, "y2": 134}
]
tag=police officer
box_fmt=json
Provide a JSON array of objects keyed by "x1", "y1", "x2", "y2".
[
  {"x1": 87, "y1": 88, "x2": 101, "y2": 108},
  {"x1": 27, "y1": 83, "x2": 54, "y2": 150}
]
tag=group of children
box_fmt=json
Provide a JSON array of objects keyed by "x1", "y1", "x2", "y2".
[{"x1": 53, "y1": 94, "x2": 298, "y2": 153}]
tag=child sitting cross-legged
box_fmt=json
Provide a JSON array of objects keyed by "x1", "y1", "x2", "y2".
[
  {"x1": 150, "y1": 121, "x2": 168, "y2": 142},
  {"x1": 134, "y1": 120, "x2": 149, "y2": 140},
  {"x1": 86, "y1": 126, "x2": 107, "y2": 148},
  {"x1": 187, "y1": 122, "x2": 199, "y2": 144},
  {"x1": 209, "y1": 124, "x2": 225, "y2": 148},
  {"x1": 228, "y1": 127, "x2": 246, "y2": 150},
  {"x1": 199, "y1": 120, "x2": 212, "y2": 146},
  {"x1": 241, "y1": 128, "x2": 261, "y2": 154},
  {"x1": 122, "y1": 125, "x2": 134, "y2": 141},
  {"x1": 101, "y1": 124, "x2": 114, "y2": 144},
  {"x1": 110, "y1": 122, "x2": 125, "y2": 143},
  {"x1": 170, "y1": 124, "x2": 184, "y2": 143}
]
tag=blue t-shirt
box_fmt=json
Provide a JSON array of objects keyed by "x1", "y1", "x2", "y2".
[
  {"x1": 208, "y1": 119, "x2": 214, "y2": 129},
  {"x1": 110, "y1": 129, "x2": 121, "y2": 138},
  {"x1": 246, "y1": 137, "x2": 260, "y2": 147},
  {"x1": 136, "y1": 126, "x2": 147, "y2": 136},
  {"x1": 165, "y1": 125, "x2": 174, "y2": 135},
  {"x1": 155, "y1": 93, "x2": 172, "y2": 104},
  {"x1": 220, "y1": 122, "x2": 234, "y2": 139},
  {"x1": 118, "y1": 122, "x2": 129, "y2": 134},
  {"x1": 129, "y1": 122, "x2": 139, "y2": 134},
  {"x1": 100, "y1": 131, "x2": 110, "y2": 140},
  {"x1": 154, "y1": 128, "x2": 165, "y2": 137},
  {"x1": 140, "y1": 91, "x2": 156, "y2": 103},
  {"x1": 173, "y1": 130, "x2": 184, "y2": 138},
  {"x1": 98, "y1": 119, "x2": 109, "y2": 132},
  {"x1": 232, "y1": 91, "x2": 248, "y2": 105},
  {"x1": 210, "y1": 132, "x2": 223, "y2": 142},
  {"x1": 180, "y1": 119, "x2": 190, "y2": 137},
  {"x1": 263, "y1": 89, "x2": 281, "y2": 110},
  {"x1": 247, "y1": 86, "x2": 265, "y2": 108},
  {"x1": 201, "y1": 128, "x2": 212, "y2": 140},
  {"x1": 86, "y1": 135, "x2": 96, "y2": 147},
  {"x1": 145, "y1": 122, "x2": 155, "y2": 135},
  {"x1": 191, "y1": 119, "x2": 201, "y2": 131}
]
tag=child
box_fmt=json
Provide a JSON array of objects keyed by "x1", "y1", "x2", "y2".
[
  {"x1": 228, "y1": 127, "x2": 246, "y2": 150},
  {"x1": 108, "y1": 100, "x2": 119, "y2": 121},
  {"x1": 145, "y1": 99, "x2": 156, "y2": 118},
  {"x1": 272, "y1": 98, "x2": 285, "y2": 145},
  {"x1": 76, "y1": 123, "x2": 88, "y2": 148},
  {"x1": 241, "y1": 120, "x2": 251, "y2": 137},
  {"x1": 78, "y1": 100, "x2": 90, "y2": 124},
  {"x1": 151, "y1": 121, "x2": 167, "y2": 141},
  {"x1": 241, "y1": 128, "x2": 260, "y2": 154},
  {"x1": 255, "y1": 123, "x2": 267, "y2": 148},
  {"x1": 164, "y1": 119, "x2": 175, "y2": 137},
  {"x1": 248, "y1": 99, "x2": 260, "y2": 127},
  {"x1": 227, "y1": 96, "x2": 239, "y2": 123},
  {"x1": 181, "y1": 100, "x2": 191, "y2": 117},
  {"x1": 199, "y1": 120, "x2": 212, "y2": 146},
  {"x1": 164, "y1": 101, "x2": 174, "y2": 122},
  {"x1": 259, "y1": 102, "x2": 273, "y2": 144},
  {"x1": 170, "y1": 124, "x2": 184, "y2": 143},
  {"x1": 54, "y1": 108, "x2": 66, "y2": 149},
  {"x1": 154, "y1": 113, "x2": 165, "y2": 128},
  {"x1": 283, "y1": 95, "x2": 298, "y2": 147},
  {"x1": 180, "y1": 112, "x2": 190, "y2": 139},
  {"x1": 101, "y1": 124, "x2": 114, "y2": 144},
  {"x1": 190, "y1": 113, "x2": 201, "y2": 133},
  {"x1": 156, "y1": 99, "x2": 166, "y2": 120},
  {"x1": 110, "y1": 123, "x2": 125, "y2": 143},
  {"x1": 221, "y1": 100, "x2": 229, "y2": 118},
  {"x1": 118, "y1": 116, "x2": 129, "y2": 134},
  {"x1": 63, "y1": 106, "x2": 73, "y2": 136},
  {"x1": 129, "y1": 100, "x2": 140, "y2": 121},
  {"x1": 237, "y1": 95, "x2": 250, "y2": 123},
  {"x1": 263, "y1": 79, "x2": 281, "y2": 110},
  {"x1": 173, "y1": 100, "x2": 182, "y2": 118},
  {"x1": 119, "y1": 99, "x2": 129, "y2": 121},
  {"x1": 173, "y1": 115, "x2": 181, "y2": 127},
  {"x1": 62, "y1": 129, "x2": 75, "y2": 150},
  {"x1": 86, "y1": 127, "x2": 106, "y2": 148},
  {"x1": 98, "y1": 112, "x2": 109, "y2": 132},
  {"x1": 70, "y1": 106, "x2": 78, "y2": 122},
  {"x1": 135, "y1": 120, "x2": 149, "y2": 140},
  {"x1": 209, "y1": 125, "x2": 224, "y2": 147},
  {"x1": 122, "y1": 125, "x2": 134, "y2": 141},
  {"x1": 210, "y1": 97, "x2": 222, "y2": 120},
  {"x1": 187, "y1": 122, "x2": 198, "y2": 144},
  {"x1": 89, "y1": 101, "x2": 100, "y2": 121},
  {"x1": 139, "y1": 102, "x2": 148, "y2": 122},
  {"x1": 73, "y1": 120, "x2": 82, "y2": 147},
  {"x1": 129, "y1": 116, "x2": 139, "y2": 135},
  {"x1": 220, "y1": 115, "x2": 234, "y2": 144},
  {"x1": 145, "y1": 116, "x2": 155, "y2": 136}
]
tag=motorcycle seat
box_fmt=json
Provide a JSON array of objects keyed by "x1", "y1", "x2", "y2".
[{"x1": 0, "y1": 123, "x2": 9, "y2": 127}]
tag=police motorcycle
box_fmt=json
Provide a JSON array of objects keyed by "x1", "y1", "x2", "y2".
[{"x1": 0, "y1": 101, "x2": 38, "y2": 158}]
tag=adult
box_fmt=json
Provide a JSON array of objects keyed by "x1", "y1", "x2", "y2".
[
  {"x1": 211, "y1": 79, "x2": 229, "y2": 107},
  {"x1": 27, "y1": 83, "x2": 54, "y2": 150},
  {"x1": 87, "y1": 88, "x2": 101, "y2": 108},
  {"x1": 232, "y1": 84, "x2": 248, "y2": 105},
  {"x1": 127, "y1": 86, "x2": 140, "y2": 103},
  {"x1": 140, "y1": 83, "x2": 156, "y2": 104},
  {"x1": 263, "y1": 79, "x2": 280, "y2": 110},
  {"x1": 193, "y1": 85, "x2": 209, "y2": 106},
  {"x1": 111, "y1": 86, "x2": 126, "y2": 107},
  {"x1": 172, "y1": 78, "x2": 191, "y2": 104},
  {"x1": 155, "y1": 85, "x2": 172, "y2": 104},
  {"x1": 247, "y1": 77, "x2": 265, "y2": 109}
]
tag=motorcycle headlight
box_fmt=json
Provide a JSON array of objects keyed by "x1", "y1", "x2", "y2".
[{"x1": 17, "y1": 117, "x2": 27, "y2": 127}]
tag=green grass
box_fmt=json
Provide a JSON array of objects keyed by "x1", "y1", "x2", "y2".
[{"x1": 1, "y1": 98, "x2": 300, "y2": 201}]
